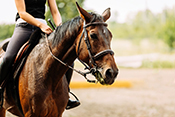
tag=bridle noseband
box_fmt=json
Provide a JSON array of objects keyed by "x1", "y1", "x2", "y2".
[{"x1": 45, "y1": 21, "x2": 114, "y2": 83}]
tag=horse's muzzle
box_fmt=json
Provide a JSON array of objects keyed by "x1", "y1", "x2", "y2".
[{"x1": 95, "y1": 67, "x2": 118, "y2": 85}]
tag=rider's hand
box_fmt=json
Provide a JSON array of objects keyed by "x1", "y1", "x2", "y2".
[{"x1": 39, "y1": 23, "x2": 53, "y2": 34}]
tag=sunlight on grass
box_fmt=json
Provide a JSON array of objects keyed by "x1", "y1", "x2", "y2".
[
  {"x1": 111, "y1": 38, "x2": 175, "y2": 69},
  {"x1": 141, "y1": 60, "x2": 175, "y2": 68}
]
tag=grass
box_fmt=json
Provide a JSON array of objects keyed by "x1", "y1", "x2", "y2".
[
  {"x1": 141, "y1": 60, "x2": 175, "y2": 68},
  {"x1": 112, "y1": 38, "x2": 175, "y2": 69}
]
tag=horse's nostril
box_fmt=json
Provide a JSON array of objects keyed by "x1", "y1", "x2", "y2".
[
  {"x1": 105, "y1": 68, "x2": 118, "y2": 79},
  {"x1": 105, "y1": 69, "x2": 113, "y2": 78}
]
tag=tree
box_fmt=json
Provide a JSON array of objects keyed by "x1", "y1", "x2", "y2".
[
  {"x1": 0, "y1": 24, "x2": 15, "y2": 40},
  {"x1": 45, "y1": 0, "x2": 85, "y2": 25},
  {"x1": 160, "y1": 16, "x2": 175, "y2": 49},
  {"x1": 158, "y1": 7, "x2": 175, "y2": 49}
]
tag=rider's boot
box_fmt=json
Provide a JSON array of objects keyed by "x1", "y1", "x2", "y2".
[
  {"x1": 66, "y1": 99, "x2": 80, "y2": 110},
  {"x1": 65, "y1": 63, "x2": 80, "y2": 110}
]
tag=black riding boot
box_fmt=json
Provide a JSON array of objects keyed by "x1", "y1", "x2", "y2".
[
  {"x1": 0, "y1": 58, "x2": 13, "y2": 108},
  {"x1": 65, "y1": 63, "x2": 80, "y2": 110}
]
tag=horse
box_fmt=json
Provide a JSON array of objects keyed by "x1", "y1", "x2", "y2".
[{"x1": 0, "y1": 2, "x2": 118, "y2": 117}]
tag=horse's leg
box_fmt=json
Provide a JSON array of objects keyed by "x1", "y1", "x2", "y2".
[{"x1": 0, "y1": 107, "x2": 6, "y2": 117}]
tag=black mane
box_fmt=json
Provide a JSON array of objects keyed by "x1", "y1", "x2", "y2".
[
  {"x1": 51, "y1": 12, "x2": 104, "y2": 48},
  {"x1": 51, "y1": 16, "x2": 83, "y2": 48}
]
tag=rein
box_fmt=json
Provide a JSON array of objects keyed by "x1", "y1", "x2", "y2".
[
  {"x1": 45, "y1": 21, "x2": 114, "y2": 83},
  {"x1": 45, "y1": 34, "x2": 96, "y2": 83}
]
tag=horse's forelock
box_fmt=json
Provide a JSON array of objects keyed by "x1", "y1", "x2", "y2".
[{"x1": 89, "y1": 12, "x2": 104, "y2": 23}]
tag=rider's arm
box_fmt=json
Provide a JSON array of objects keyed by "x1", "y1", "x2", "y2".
[
  {"x1": 15, "y1": 0, "x2": 53, "y2": 34},
  {"x1": 48, "y1": 0, "x2": 62, "y2": 27}
]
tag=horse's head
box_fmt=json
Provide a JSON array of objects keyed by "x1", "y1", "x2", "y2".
[{"x1": 75, "y1": 2, "x2": 119, "y2": 85}]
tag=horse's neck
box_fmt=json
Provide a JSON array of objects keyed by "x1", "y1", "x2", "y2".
[
  {"x1": 51, "y1": 35, "x2": 79, "y2": 65},
  {"x1": 46, "y1": 22, "x2": 83, "y2": 89},
  {"x1": 50, "y1": 19, "x2": 83, "y2": 65}
]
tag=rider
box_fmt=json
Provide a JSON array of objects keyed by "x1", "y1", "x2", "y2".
[{"x1": 0, "y1": 0, "x2": 80, "y2": 109}]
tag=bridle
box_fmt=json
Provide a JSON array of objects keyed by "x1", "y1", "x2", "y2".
[
  {"x1": 45, "y1": 21, "x2": 114, "y2": 83},
  {"x1": 77, "y1": 21, "x2": 114, "y2": 70}
]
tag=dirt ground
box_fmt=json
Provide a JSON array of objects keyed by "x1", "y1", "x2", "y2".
[
  {"x1": 62, "y1": 68, "x2": 175, "y2": 117},
  {"x1": 6, "y1": 68, "x2": 175, "y2": 117}
]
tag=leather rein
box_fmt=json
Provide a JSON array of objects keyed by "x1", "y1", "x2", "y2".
[{"x1": 45, "y1": 21, "x2": 114, "y2": 83}]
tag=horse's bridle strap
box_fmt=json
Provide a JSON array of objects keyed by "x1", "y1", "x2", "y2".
[{"x1": 93, "y1": 49, "x2": 114, "y2": 60}]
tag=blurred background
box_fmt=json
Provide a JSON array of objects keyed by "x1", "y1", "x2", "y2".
[{"x1": 1, "y1": 0, "x2": 175, "y2": 117}]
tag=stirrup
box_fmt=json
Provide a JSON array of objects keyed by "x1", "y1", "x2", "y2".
[
  {"x1": 66, "y1": 99, "x2": 80, "y2": 110},
  {"x1": 69, "y1": 91, "x2": 79, "y2": 102},
  {"x1": 66, "y1": 91, "x2": 80, "y2": 110},
  {"x1": 0, "y1": 87, "x2": 3, "y2": 108}
]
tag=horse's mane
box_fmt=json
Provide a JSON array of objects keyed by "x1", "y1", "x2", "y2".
[
  {"x1": 51, "y1": 12, "x2": 104, "y2": 48},
  {"x1": 51, "y1": 16, "x2": 82, "y2": 48}
]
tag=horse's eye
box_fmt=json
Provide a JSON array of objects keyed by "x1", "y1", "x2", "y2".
[{"x1": 90, "y1": 33, "x2": 98, "y2": 39}]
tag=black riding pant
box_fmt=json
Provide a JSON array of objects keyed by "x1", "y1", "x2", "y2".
[
  {"x1": 5, "y1": 23, "x2": 38, "y2": 63},
  {"x1": 0, "y1": 23, "x2": 38, "y2": 83}
]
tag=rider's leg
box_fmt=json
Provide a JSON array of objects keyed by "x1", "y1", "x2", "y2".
[{"x1": 0, "y1": 23, "x2": 37, "y2": 107}]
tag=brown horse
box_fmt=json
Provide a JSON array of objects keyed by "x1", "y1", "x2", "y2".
[{"x1": 0, "y1": 2, "x2": 118, "y2": 117}]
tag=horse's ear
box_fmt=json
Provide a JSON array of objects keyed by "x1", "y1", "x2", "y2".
[
  {"x1": 102, "y1": 8, "x2": 111, "y2": 22},
  {"x1": 76, "y1": 2, "x2": 92, "y2": 23}
]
